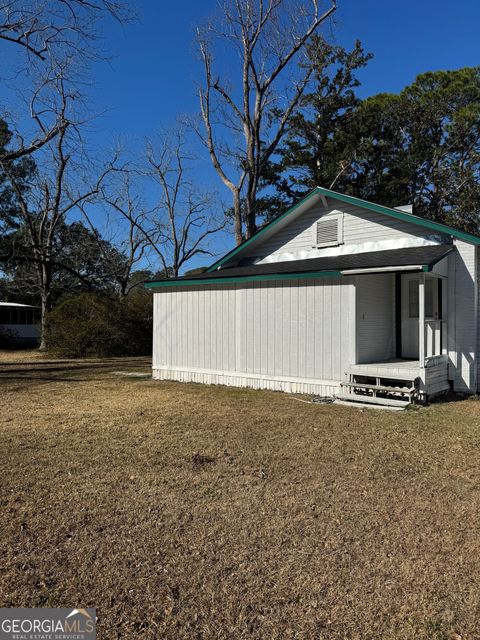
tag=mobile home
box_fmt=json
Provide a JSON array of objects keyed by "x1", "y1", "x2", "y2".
[
  {"x1": 0, "y1": 302, "x2": 40, "y2": 347},
  {"x1": 146, "y1": 188, "x2": 480, "y2": 407}
]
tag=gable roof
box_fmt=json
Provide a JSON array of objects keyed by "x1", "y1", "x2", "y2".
[
  {"x1": 206, "y1": 187, "x2": 480, "y2": 272},
  {"x1": 145, "y1": 244, "x2": 453, "y2": 288}
]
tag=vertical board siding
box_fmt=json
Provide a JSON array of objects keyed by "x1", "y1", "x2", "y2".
[
  {"x1": 477, "y1": 247, "x2": 480, "y2": 392},
  {"x1": 253, "y1": 201, "x2": 448, "y2": 262},
  {"x1": 450, "y1": 240, "x2": 477, "y2": 392},
  {"x1": 355, "y1": 274, "x2": 395, "y2": 364},
  {"x1": 153, "y1": 278, "x2": 355, "y2": 392}
]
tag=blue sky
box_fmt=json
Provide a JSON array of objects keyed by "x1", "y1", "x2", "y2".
[
  {"x1": 94, "y1": 0, "x2": 480, "y2": 144},
  {"x1": 90, "y1": 0, "x2": 480, "y2": 267},
  {"x1": 2, "y1": 0, "x2": 480, "y2": 270}
]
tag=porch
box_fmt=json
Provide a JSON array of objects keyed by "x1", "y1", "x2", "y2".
[
  {"x1": 348, "y1": 354, "x2": 447, "y2": 381},
  {"x1": 347, "y1": 354, "x2": 450, "y2": 400},
  {"x1": 340, "y1": 266, "x2": 452, "y2": 406}
]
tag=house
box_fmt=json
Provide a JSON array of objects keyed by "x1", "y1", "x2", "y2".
[
  {"x1": 0, "y1": 302, "x2": 40, "y2": 346},
  {"x1": 145, "y1": 187, "x2": 480, "y2": 408}
]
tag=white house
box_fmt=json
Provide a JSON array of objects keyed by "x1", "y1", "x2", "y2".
[
  {"x1": 0, "y1": 302, "x2": 40, "y2": 346},
  {"x1": 146, "y1": 187, "x2": 480, "y2": 408}
]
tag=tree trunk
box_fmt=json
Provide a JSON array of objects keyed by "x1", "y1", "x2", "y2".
[
  {"x1": 233, "y1": 188, "x2": 243, "y2": 245},
  {"x1": 245, "y1": 178, "x2": 257, "y2": 239},
  {"x1": 38, "y1": 290, "x2": 51, "y2": 351},
  {"x1": 38, "y1": 262, "x2": 51, "y2": 351}
]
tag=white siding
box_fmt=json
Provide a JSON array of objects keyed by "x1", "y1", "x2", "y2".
[
  {"x1": 447, "y1": 240, "x2": 477, "y2": 392},
  {"x1": 153, "y1": 278, "x2": 356, "y2": 394},
  {"x1": 355, "y1": 274, "x2": 395, "y2": 363},
  {"x1": 478, "y1": 247, "x2": 480, "y2": 392},
  {"x1": 251, "y1": 201, "x2": 448, "y2": 263}
]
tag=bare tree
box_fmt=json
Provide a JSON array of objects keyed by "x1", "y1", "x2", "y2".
[
  {"x1": 196, "y1": 0, "x2": 337, "y2": 244},
  {"x1": 101, "y1": 134, "x2": 225, "y2": 279},
  {"x1": 0, "y1": 84, "x2": 118, "y2": 349},
  {"x1": 145, "y1": 132, "x2": 226, "y2": 277},
  {"x1": 83, "y1": 173, "x2": 152, "y2": 296},
  {"x1": 0, "y1": 1, "x2": 128, "y2": 60},
  {"x1": 102, "y1": 134, "x2": 226, "y2": 277},
  {"x1": 0, "y1": 0, "x2": 133, "y2": 163}
]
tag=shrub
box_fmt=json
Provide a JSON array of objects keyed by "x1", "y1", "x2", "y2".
[{"x1": 47, "y1": 292, "x2": 152, "y2": 357}]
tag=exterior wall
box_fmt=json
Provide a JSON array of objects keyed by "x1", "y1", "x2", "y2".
[
  {"x1": 0, "y1": 322, "x2": 40, "y2": 346},
  {"x1": 251, "y1": 200, "x2": 449, "y2": 264},
  {"x1": 0, "y1": 324, "x2": 39, "y2": 339},
  {"x1": 478, "y1": 247, "x2": 480, "y2": 393},
  {"x1": 447, "y1": 240, "x2": 477, "y2": 392},
  {"x1": 355, "y1": 274, "x2": 395, "y2": 364},
  {"x1": 153, "y1": 278, "x2": 356, "y2": 395}
]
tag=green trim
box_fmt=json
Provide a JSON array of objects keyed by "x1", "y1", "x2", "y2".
[
  {"x1": 207, "y1": 187, "x2": 480, "y2": 272},
  {"x1": 144, "y1": 269, "x2": 341, "y2": 289},
  {"x1": 206, "y1": 188, "x2": 321, "y2": 272},
  {"x1": 314, "y1": 188, "x2": 480, "y2": 245},
  {"x1": 421, "y1": 246, "x2": 455, "y2": 272}
]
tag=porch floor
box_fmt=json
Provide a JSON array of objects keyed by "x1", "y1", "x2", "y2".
[{"x1": 348, "y1": 359, "x2": 421, "y2": 379}]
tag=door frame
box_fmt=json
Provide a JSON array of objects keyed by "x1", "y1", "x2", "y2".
[
  {"x1": 396, "y1": 271, "x2": 445, "y2": 361},
  {"x1": 400, "y1": 273, "x2": 422, "y2": 359}
]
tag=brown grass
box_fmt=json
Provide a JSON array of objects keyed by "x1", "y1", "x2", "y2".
[{"x1": 1, "y1": 355, "x2": 480, "y2": 639}]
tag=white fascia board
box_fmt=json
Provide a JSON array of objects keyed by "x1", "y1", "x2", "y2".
[{"x1": 341, "y1": 265, "x2": 423, "y2": 275}]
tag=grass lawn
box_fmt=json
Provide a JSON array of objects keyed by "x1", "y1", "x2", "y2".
[{"x1": 1, "y1": 353, "x2": 480, "y2": 639}]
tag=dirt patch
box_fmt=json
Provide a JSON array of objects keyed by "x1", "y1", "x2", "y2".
[{"x1": 1, "y1": 360, "x2": 479, "y2": 639}]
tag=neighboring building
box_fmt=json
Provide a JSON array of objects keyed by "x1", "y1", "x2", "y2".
[
  {"x1": 145, "y1": 187, "x2": 480, "y2": 408},
  {"x1": 0, "y1": 302, "x2": 40, "y2": 347}
]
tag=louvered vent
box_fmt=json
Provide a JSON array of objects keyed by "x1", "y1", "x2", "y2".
[{"x1": 315, "y1": 214, "x2": 342, "y2": 247}]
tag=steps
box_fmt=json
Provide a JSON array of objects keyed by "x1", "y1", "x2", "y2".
[
  {"x1": 336, "y1": 369, "x2": 420, "y2": 410},
  {"x1": 335, "y1": 392, "x2": 411, "y2": 409},
  {"x1": 334, "y1": 398, "x2": 407, "y2": 411}
]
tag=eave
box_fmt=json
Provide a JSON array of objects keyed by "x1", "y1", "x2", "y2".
[{"x1": 144, "y1": 270, "x2": 342, "y2": 288}]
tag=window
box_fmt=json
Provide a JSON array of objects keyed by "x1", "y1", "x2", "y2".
[
  {"x1": 313, "y1": 213, "x2": 343, "y2": 248},
  {"x1": 408, "y1": 280, "x2": 419, "y2": 318},
  {"x1": 425, "y1": 279, "x2": 434, "y2": 318},
  {"x1": 407, "y1": 278, "x2": 439, "y2": 320},
  {"x1": 0, "y1": 307, "x2": 37, "y2": 324}
]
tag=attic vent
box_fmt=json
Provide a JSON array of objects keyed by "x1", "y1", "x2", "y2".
[{"x1": 314, "y1": 214, "x2": 343, "y2": 248}]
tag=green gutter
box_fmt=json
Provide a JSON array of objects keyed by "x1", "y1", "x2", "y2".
[
  {"x1": 145, "y1": 248, "x2": 453, "y2": 288},
  {"x1": 144, "y1": 269, "x2": 341, "y2": 289},
  {"x1": 207, "y1": 187, "x2": 480, "y2": 272},
  {"x1": 422, "y1": 246, "x2": 455, "y2": 272}
]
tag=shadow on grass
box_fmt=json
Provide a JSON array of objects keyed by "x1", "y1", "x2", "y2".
[
  {"x1": 0, "y1": 375, "x2": 151, "y2": 384},
  {"x1": 427, "y1": 389, "x2": 479, "y2": 406},
  {"x1": 0, "y1": 359, "x2": 152, "y2": 386}
]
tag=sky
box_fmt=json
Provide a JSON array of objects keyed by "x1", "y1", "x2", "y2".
[
  {"x1": 93, "y1": 0, "x2": 480, "y2": 144},
  {"x1": 2, "y1": 0, "x2": 480, "y2": 270},
  {"x1": 92, "y1": 0, "x2": 480, "y2": 267}
]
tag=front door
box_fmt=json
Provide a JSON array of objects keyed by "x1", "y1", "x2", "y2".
[
  {"x1": 401, "y1": 275, "x2": 420, "y2": 359},
  {"x1": 401, "y1": 275, "x2": 440, "y2": 359}
]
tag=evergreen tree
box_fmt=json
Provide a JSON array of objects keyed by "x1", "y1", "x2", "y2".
[{"x1": 268, "y1": 67, "x2": 480, "y2": 233}]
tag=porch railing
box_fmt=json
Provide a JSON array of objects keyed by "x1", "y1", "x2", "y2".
[{"x1": 424, "y1": 320, "x2": 446, "y2": 357}]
